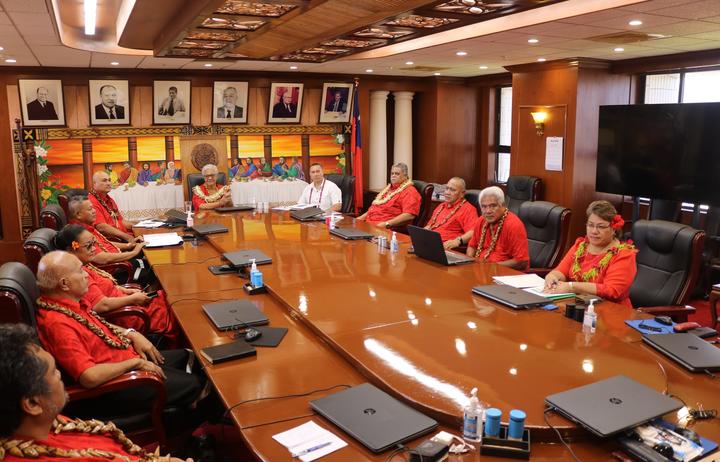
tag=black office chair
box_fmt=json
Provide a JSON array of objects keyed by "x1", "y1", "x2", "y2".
[
  {"x1": 40, "y1": 204, "x2": 67, "y2": 231},
  {"x1": 518, "y1": 201, "x2": 571, "y2": 275},
  {"x1": 648, "y1": 199, "x2": 681, "y2": 222},
  {"x1": 630, "y1": 219, "x2": 705, "y2": 322},
  {"x1": 325, "y1": 173, "x2": 356, "y2": 214},
  {"x1": 505, "y1": 176, "x2": 541, "y2": 215},
  {"x1": 412, "y1": 180, "x2": 434, "y2": 227},
  {"x1": 464, "y1": 189, "x2": 482, "y2": 216},
  {"x1": 186, "y1": 172, "x2": 227, "y2": 199},
  {"x1": 58, "y1": 188, "x2": 88, "y2": 218}
]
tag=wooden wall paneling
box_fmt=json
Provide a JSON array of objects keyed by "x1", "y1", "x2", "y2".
[
  {"x1": 434, "y1": 81, "x2": 478, "y2": 186},
  {"x1": 129, "y1": 85, "x2": 143, "y2": 128},
  {"x1": 301, "y1": 88, "x2": 321, "y2": 125},
  {"x1": 81, "y1": 139, "x2": 93, "y2": 189},
  {"x1": 63, "y1": 85, "x2": 78, "y2": 129},
  {"x1": 6, "y1": 85, "x2": 19, "y2": 129},
  {"x1": 191, "y1": 86, "x2": 212, "y2": 126},
  {"x1": 0, "y1": 82, "x2": 22, "y2": 248},
  {"x1": 138, "y1": 86, "x2": 153, "y2": 127},
  {"x1": 413, "y1": 82, "x2": 437, "y2": 185},
  {"x1": 478, "y1": 86, "x2": 496, "y2": 188},
  {"x1": 75, "y1": 85, "x2": 90, "y2": 129}
]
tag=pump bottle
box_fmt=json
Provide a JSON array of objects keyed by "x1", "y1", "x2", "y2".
[{"x1": 463, "y1": 387, "x2": 483, "y2": 442}]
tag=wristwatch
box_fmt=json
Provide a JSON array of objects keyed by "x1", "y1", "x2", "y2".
[
  {"x1": 384, "y1": 222, "x2": 391, "y2": 229},
  {"x1": 125, "y1": 328, "x2": 137, "y2": 336}
]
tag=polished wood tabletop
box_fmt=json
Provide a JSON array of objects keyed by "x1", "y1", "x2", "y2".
[{"x1": 140, "y1": 210, "x2": 720, "y2": 461}]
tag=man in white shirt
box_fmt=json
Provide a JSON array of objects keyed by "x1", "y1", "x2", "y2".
[{"x1": 297, "y1": 163, "x2": 342, "y2": 212}]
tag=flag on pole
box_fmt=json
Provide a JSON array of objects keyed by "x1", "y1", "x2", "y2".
[{"x1": 350, "y1": 81, "x2": 363, "y2": 214}]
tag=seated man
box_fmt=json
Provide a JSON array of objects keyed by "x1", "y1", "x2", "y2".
[
  {"x1": 358, "y1": 162, "x2": 420, "y2": 229},
  {"x1": 466, "y1": 186, "x2": 529, "y2": 270},
  {"x1": 0, "y1": 323, "x2": 192, "y2": 462},
  {"x1": 425, "y1": 177, "x2": 477, "y2": 250},
  {"x1": 288, "y1": 157, "x2": 305, "y2": 181},
  {"x1": 89, "y1": 171, "x2": 136, "y2": 243},
  {"x1": 297, "y1": 163, "x2": 342, "y2": 212},
  {"x1": 239, "y1": 157, "x2": 259, "y2": 179},
  {"x1": 272, "y1": 156, "x2": 289, "y2": 178},
  {"x1": 192, "y1": 164, "x2": 232, "y2": 211},
  {"x1": 34, "y1": 251, "x2": 201, "y2": 417}
]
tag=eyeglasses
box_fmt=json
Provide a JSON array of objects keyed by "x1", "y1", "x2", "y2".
[
  {"x1": 586, "y1": 222, "x2": 611, "y2": 231},
  {"x1": 82, "y1": 239, "x2": 96, "y2": 251}
]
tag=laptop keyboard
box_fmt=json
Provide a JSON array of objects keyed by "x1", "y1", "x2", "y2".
[{"x1": 446, "y1": 252, "x2": 468, "y2": 263}]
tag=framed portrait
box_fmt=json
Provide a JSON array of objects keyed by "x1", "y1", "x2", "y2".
[
  {"x1": 18, "y1": 79, "x2": 66, "y2": 127},
  {"x1": 153, "y1": 80, "x2": 191, "y2": 125},
  {"x1": 212, "y1": 81, "x2": 248, "y2": 124},
  {"x1": 319, "y1": 82, "x2": 353, "y2": 123},
  {"x1": 88, "y1": 79, "x2": 130, "y2": 126},
  {"x1": 267, "y1": 82, "x2": 304, "y2": 124}
]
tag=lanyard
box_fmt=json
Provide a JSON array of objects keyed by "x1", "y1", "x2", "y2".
[{"x1": 308, "y1": 180, "x2": 325, "y2": 205}]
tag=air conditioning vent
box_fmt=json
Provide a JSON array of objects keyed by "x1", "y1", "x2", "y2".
[{"x1": 588, "y1": 31, "x2": 670, "y2": 44}]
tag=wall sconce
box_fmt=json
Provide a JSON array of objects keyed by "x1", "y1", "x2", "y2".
[{"x1": 530, "y1": 111, "x2": 547, "y2": 136}]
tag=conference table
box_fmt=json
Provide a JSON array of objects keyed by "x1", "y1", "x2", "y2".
[{"x1": 140, "y1": 210, "x2": 720, "y2": 461}]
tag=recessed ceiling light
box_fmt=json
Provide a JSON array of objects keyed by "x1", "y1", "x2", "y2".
[
  {"x1": 0, "y1": 47, "x2": 4, "y2": 51},
  {"x1": 289, "y1": 65, "x2": 298, "y2": 70},
  {"x1": 433, "y1": 72, "x2": 441, "y2": 76},
  {"x1": 537, "y1": 57, "x2": 546, "y2": 62},
  {"x1": 528, "y1": 38, "x2": 539, "y2": 44},
  {"x1": 628, "y1": 19, "x2": 643, "y2": 26},
  {"x1": 5, "y1": 58, "x2": 16, "y2": 63},
  {"x1": 84, "y1": 0, "x2": 97, "y2": 35},
  {"x1": 456, "y1": 51, "x2": 468, "y2": 56},
  {"x1": 479, "y1": 65, "x2": 488, "y2": 69},
  {"x1": 365, "y1": 69, "x2": 373, "y2": 73},
  {"x1": 204, "y1": 63, "x2": 213, "y2": 67},
  {"x1": 614, "y1": 47, "x2": 625, "y2": 52},
  {"x1": 110, "y1": 61, "x2": 119, "y2": 66},
  {"x1": 405, "y1": 61, "x2": 414, "y2": 65}
]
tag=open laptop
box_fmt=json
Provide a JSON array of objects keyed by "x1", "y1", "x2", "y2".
[
  {"x1": 310, "y1": 383, "x2": 438, "y2": 453},
  {"x1": 202, "y1": 299, "x2": 269, "y2": 331},
  {"x1": 330, "y1": 227, "x2": 374, "y2": 240},
  {"x1": 642, "y1": 333, "x2": 720, "y2": 372},
  {"x1": 407, "y1": 225, "x2": 474, "y2": 266},
  {"x1": 164, "y1": 209, "x2": 187, "y2": 226},
  {"x1": 223, "y1": 249, "x2": 272, "y2": 268},
  {"x1": 216, "y1": 204, "x2": 255, "y2": 213},
  {"x1": 191, "y1": 223, "x2": 229, "y2": 235},
  {"x1": 472, "y1": 284, "x2": 550, "y2": 309},
  {"x1": 290, "y1": 206, "x2": 324, "y2": 222},
  {"x1": 545, "y1": 375, "x2": 682, "y2": 438}
]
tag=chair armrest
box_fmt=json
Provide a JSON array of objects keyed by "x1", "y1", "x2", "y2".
[
  {"x1": 104, "y1": 307, "x2": 150, "y2": 333},
  {"x1": 98, "y1": 262, "x2": 133, "y2": 284},
  {"x1": 637, "y1": 305, "x2": 696, "y2": 323},
  {"x1": 122, "y1": 283, "x2": 142, "y2": 290}
]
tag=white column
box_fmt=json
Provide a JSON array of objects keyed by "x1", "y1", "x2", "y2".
[
  {"x1": 392, "y1": 91, "x2": 414, "y2": 177},
  {"x1": 369, "y1": 90, "x2": 389, "y2": 190}
]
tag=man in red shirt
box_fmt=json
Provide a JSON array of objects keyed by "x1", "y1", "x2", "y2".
[
  {"x1": 0, "y1": 323, "x2": 191, "y2": 461},
  {"x1": 88, "y1": 171, "x2": 135, "y2": 243},
  {"x1": 425, "y1": 177, "x2": 477, "y2": 249},
  {"x1": 466, "y1": 186, "x2": 529, "y2": 270},
  {"x1": 358, "y1": 163, "x2": 420, "y2": 229}
]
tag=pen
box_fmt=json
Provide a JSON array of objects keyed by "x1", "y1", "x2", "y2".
[{"x1": 292, "y1": 441, "x2": 332, "y2": 458}]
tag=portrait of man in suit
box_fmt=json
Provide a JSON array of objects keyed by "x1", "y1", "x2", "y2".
[
  {"x1": 216, "y1": 86, "x2": 243, "y2": 119},
  {"x1": 272, "y1": 90, "x2": 297, "y2": 119},
  {"x1": 26, "y1": 87, "x2": 58, "y2": 120},
  {"x1": 325, "y1": 89, "x2": 348, "y2": 113},
  {"x1": 94, "y1": 85, "x2": 125, "y2": 120},
  {"x1": 158, "y1": 86, "x2": 186, "y2": 116}
]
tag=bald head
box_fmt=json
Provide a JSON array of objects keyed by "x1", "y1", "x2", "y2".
[
  {"x1": 92, "y1": 171, "x2": 111, "y2": 193},
  {"x1": 443, "y1": 177, "x2": 466, "y2": 204},
  {"x1": 37, "y1": 251, "x2": 82, "y2": 291}
]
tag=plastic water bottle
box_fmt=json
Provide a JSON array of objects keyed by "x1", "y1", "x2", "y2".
[
  {"x1": 583, "y1": 300, "x2": 597, "y2": 332},
  {"x1": 463, "y1": 387, "x2": 483, "y2": 442},
  {"x1": 390, "y1": 232, "x2": 399, "y2": 253},
  {"x1": 186, "y1": 209, "x2": 194, "y2": 227},
  {"x1": 249, "y1": 258, "x2": 263, "y2": 288}
]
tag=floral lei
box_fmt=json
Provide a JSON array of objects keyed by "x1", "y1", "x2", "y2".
[
  {"x1": 372, "y1": 179, "x2": 413, "y2": 206},
  {"x1": 0, "y1": 416, "x2": 163, "y2": 461},
  {"x1": 428, "y1": 199, "x2": 466, "y2": 230},
  {"x1": 475, "y1": 209, "x2": 508, "y2": 260},
  {"x1": 192, "y1": 184, "x2": 230, "y2": 203},
  {"x1": 86, "y1": 263, "x2": 118, "y2": 285},
  {"x1": 570, "y1": 238, "x2": 635, "y2": 282},
  {"x1": 90, "y1": 191, "x2": 120, "y2": 226},
  {"x1": 36, "y1": 298, "x2": 131, "y2": 350}
]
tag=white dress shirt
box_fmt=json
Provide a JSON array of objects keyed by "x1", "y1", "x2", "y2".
[{"x1": 298, "y1": 179, "x2": 342, "y2": 211}]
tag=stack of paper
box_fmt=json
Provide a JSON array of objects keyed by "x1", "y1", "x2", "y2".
[
  {"x1": 524, "y1": 286, "x2": 575, "y2": 301},
  {"x1": 492, "y1": 274, "x2": 546, "y2": 288},
  {"x1": 272, "y1": 421, "x2": 346, "y2": 461},
  {"x1": 134, "y1": 219, "x2": 165, "y2": 229},
  {"x1": 142, "y1": 232, "x2": 183, "y2": 248}
]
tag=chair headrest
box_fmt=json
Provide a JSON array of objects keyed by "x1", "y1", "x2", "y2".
[
  {"x1": 634, "y1": 220, "x2": 691, "y2": 255},
  {"x1": 0, "y1": 262, "x2": 39, "y2": 326},
  {"x1": 25, "y1": 228, "x2": 57, "y2": 253},
  {"x1": 519, "y1": 201, "x2": 562, "y2": 227},
  {"x1": 413, "y1": 180, "x2": 431, "y2": 193}
]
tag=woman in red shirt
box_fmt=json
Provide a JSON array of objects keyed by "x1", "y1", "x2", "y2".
[
  {"x1": 544, "y1": 200, "x2": 637, "y2": 307},
  {"x1": 192, "y1": 163, "x2": 232, "y2": 211}
]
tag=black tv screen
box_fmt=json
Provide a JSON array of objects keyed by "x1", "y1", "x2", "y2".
[{"x1": 596, "y1": 102, "x2": 720, "y2": 206}]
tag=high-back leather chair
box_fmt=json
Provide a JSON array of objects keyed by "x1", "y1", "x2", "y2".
[
  {"x1": 648, "y1": 198, "x2": 681, "y2": 222},
  {"x1": 23, "y1": 228, "x2": 57, "y2": 274},
  {"x1": 519, "y1": 201, "x2": 571, "y2": 273},
  {"x1": 186, "y1": 172, "x2": 227, "y2": 200},
  {"x1": 58, "y1": 188, "x2": 88, "y2": 217},
  {"x1": 325, "y1": 174, "x2": 356, "y2": 214},
  {"x1": 412, "y1": 180, "x2": 434, "y2": 227},
  {"x1": 464, "y1": 189, "x2": 482, "y2": 216},
  {"x1": 630, "y1": 220, "x2": 705, "y2": 321},
  {"x1": 0, "y1": 262, "x2": 39, "y2": 328},
  {"x1": 505, "y1": 176, "x2": 541, "y2": 215},
  {"x1": 40, "y1": 204, "x2": 67, "y2": 231}
]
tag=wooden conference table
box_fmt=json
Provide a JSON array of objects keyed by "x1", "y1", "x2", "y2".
[{"x1": 140, "y1": 210, "x2": 720, "y2": 462}]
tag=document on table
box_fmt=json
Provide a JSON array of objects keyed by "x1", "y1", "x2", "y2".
[
  {"x1": 134, "y1": 219, "x2": 165, "y2": 229},
  {"x1": 492, "y1": 274, "x2": 546, "y2": 288},
  {"x1": 272, "y1": 420, "x2": 346, "y2": 461},
  {"x1": 524, "y1": 286, "x2": 575, "y2": 301},
  {"x1": 273, "y1": 204, "x2": 319, "y2": 211},
  {"x1": 142, "y1": 232, "x2": 183, "y2": 248}
]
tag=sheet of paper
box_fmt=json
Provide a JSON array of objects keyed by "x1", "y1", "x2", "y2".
[
  {"x1": 492, "y1": 274, "x2": 546, "y2": 288},
  {"x1": 290, "y1": 204, "x2": 317, "y2": 210},
  {"x1": 524, "y1": 286, "x2": 575, "y2": 300},
  {"x1": 545, "y1": 136, "x2": 563, "y2": 171},
  {"x1": 134, "y1": 219, "x2": 165, "y2": 229},
  {"x1": 272, "y1": 205, "x2": 293, "y2": 211},
  {"x1": 272, "y1": 420, "x2": 347, "y2": 462},
  {"x1": 142, "y1": 232, "x2": 183, "y2": 248}
]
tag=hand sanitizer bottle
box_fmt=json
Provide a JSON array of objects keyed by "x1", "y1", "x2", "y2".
[
  {"x1": 249, "y1": 258, "x2": 263, "y2": 288},
  {"x1": 186, "y1": 209, "x2": 194, "y2": 227},
  {"x1": 390, "y1": 231, "x2": 399, "y2": 253},
  {"x1": 583, "y1": 300, "x2": 597, "y2": 332},
  {"x1": 463, "y1": 387, "x2": 483, "y2": 442}
]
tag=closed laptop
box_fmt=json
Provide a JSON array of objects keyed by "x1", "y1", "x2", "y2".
[
  {"x1": 642, "y1": 333, "x2": 720, "y2": 372},
  {"x1": 202, "y1": 300, "x2": 269, "y2": 331},
  {"x1": 407, "y1": 225, "x2": 474, "y2": 266},
  {"x1": 223, "y1": 249, "x2": 272, "y2": 268},
  {"x1": 330, "y1": 227, "x2": 374, "y2": 240},
  {"x1": 310, "y1": 383, "x2": 437, "y2": 453},
  {"x1": 472, "y1": 284, "x2": 549, "y2": 309},
  {"x1": 290, "y1": 206, "x2": 324, "y2": 221},
  {"x1": 216, "y1": 205, "x2": 255, "y2": 213},
  {"x1": 192, "y1": 223, "x2": 229, "y2": 235}
]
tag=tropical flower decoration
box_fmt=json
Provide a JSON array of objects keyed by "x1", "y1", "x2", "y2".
[{"x1": 35, "y1": 140, "x2": 69, "y2": 206}]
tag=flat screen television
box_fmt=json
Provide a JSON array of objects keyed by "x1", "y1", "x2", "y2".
[{"x1": 596, "y1": 102, "x2": 720, "y2": 206}]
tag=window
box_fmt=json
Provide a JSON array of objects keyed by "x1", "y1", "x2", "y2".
[
  {"x1": 644, "y1": 73, "x2": 680, "y2": 104},
  {"x1": 496, "y1": 86, "x2": 512, "y2": 183}
]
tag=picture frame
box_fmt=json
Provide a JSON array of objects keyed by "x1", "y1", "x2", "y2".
[
  {"x1": 212, "y1": 81, "x2": 249, "y2": 124},
  {"x1": 18, "y1": 79, "x2": 66, "y2": 127},
  {"x1": 267, "y1": 82, "x2": 304, "y2": 124},
  {"x1": 153, "y1": 80, "x2": 191, "y2": 125},
  {"x1": 319, "y1": 83, "x2": 353, "y2": 123},
  {"x1": 88, "y1": 79, "x2": 130, "y2": 126}
]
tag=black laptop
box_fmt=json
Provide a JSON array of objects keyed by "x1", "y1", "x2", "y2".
[
  {"x1": 545, "y1": 375, "x2": 682, "y2": 437},
  {"x1": 216, "y1": 204, "x2": 255, "y2": 213},
  {"x1": 330, "y1": 227, "x2": 374, "y2": 240},
  {"x1": 642, "y1": 333, "x2": 720, "y2": 372},
  {"x1": 290, "y1": 206, "x2": 324, "y2": 221},
  {"x1": 310, "y1": 383, "x2": 438, "y2": 453},
  {"x1": 191, "y1": 223, "x2": 229, "y2": 235},
  {"x1": 223, "y1": 249, "x2": 272, "y2": 268},
  {"x1": 202, "y1": 300, "x2": 269, "y2": 331},
  {"x1": 407, "y1": 225, "x2": 474, "y2": 266},
  {"x1": 472, "y1": 284, "x2": 550, "y2": 309},
  {"x1": 164, "y1": 209, "x2": 187, "y2": 225}
]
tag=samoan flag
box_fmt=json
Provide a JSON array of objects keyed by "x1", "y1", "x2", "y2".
[{"x1": 350, "y1": 84, "x2": 363, "y2": 214}]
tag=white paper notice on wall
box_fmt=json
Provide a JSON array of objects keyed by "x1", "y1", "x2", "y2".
[{"x1": 545, "y1": 136, "x2": 564, "y2": 171}]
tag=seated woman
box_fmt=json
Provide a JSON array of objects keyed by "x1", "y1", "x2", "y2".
[
  {"x1": 544, "y1": 200, "x2": 637, "y2": 307},
  {"x1": 54, "y1": 224, "x2": 180, "y2": 346},
  {"x1": 192, "y1": 163, "x2": 232, "y2": 210}
]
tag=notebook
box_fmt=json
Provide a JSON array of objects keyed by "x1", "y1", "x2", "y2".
[
  {"x1": 191, "y1": 223, "x2": 229, "y2": 235},
  {"x1": 223, "y1": 249, "x2": 272, "y2": 268},
  {"x1": 544, "y1": 375, "x2": 682, "y2": 437},
  {"x1": 200, "y1": 340, "x2": 256, "y2": 364},
  {"x1": 216, "y1": 205, "x2": 255, "y2": 213},
  {"x1": 290, "y1": 206, "x2": 324, "y2": 221},
  {"x1": 202, "y1": 300, "x2": 269, "y2": 331},
  {"x1": 407, "y1": 225, "x2": 474, "y2": 266},
  {"x1": 472, "y1": 284, "x2": 550, "y2": 309},
  {"x1": 642, "y1": 333, "x2": 720, "y2": 372},
  {"x1": 310, "y1": 383, "x2": 438, "y2": 453},
  {"x1": 329, "y1": 227, "x2": 374, "y2": 240}
]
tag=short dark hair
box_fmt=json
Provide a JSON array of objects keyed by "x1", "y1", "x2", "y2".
[
  {"x1": 99, "y1": 84, "x2": 117, "y2": 95},
  {"x1": 169, "y1": 86, "x2": 178, "y2": 92},
  {"x1": 0, "y1": 324, "x2": 50, "y2": 437},
  {"x1": 310, "y1": 162, "x2": 322, "y2": 168},
  {"x1": 54, "y1": 224, "x2": 86, "y2": 251}
]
